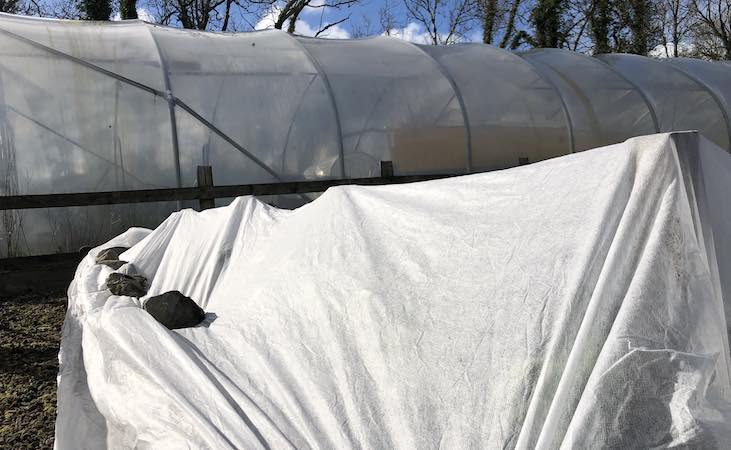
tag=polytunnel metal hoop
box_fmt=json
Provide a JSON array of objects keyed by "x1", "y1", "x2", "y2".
[
  {"x1": 517, "y1": 53, "x2": 576, "y2": 153},
  {"x1": 404, "y1": 41, "x2": 473, "y2": 173},
  {"x1": 583, "y1": 53, "x2": 660, "y2": 134},
  {"x1": 173, "y1": 99, "x2": 283, "y2": 181},
  {"x1": 285, "y1": 34, "x2": 346, "y2": 178},
  {"x1": 0, "y1": 25, "x2": 284, "y2": 183},
  {"x1": 664, "y1": 62, "x2": 731, "y2": 150},
  {"x1": 0, "y1": 26, "x2": 165, "y2": 98},
  {"x1": 146, "y1": 23, "x2": 183, "y2": 189}
]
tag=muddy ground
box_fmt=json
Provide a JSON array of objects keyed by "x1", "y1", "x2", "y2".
[{"x1": 0, "y1": 291, "x2": 67, "y2": 449}]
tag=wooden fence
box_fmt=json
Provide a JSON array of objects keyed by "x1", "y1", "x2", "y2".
[{"x1": 0, "y1": 161, "x2": 462, "y2": 212}]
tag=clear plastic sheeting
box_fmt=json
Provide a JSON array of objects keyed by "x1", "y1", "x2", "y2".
[
  {"x1": 57, "y1": 133, "x2": 731, "y2": 449},
  {"x1": 667, "y1": 58, "x2": 731, "y2": 147},
  {"x1": 297, "y1": 36, "x2": 467, "y2": 176},
  {"x1": 421, "y1": 44, "x2": 570, "y2": 170},
  {"x1": 0, "y1": 15, "x2": 165, "y2": 90},
  {"x1": 2, "y1": 14, "x2": 731, "y2": 256},
  {"x1": 599, "y1": 53, "x2": 730, "y2": 150},
  {"x1": 521, "y1": 49, "x2": 658, "y2": 152},
  {"x1": 150, "y1": 26, "x2": 343, "y2": 182}
]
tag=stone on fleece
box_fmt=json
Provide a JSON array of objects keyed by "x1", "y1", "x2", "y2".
[
  {"x1": 106, "y1": 272, "x2": 148, "y2": 297},
  {"x1": 144, "y1": 291, "x2": 206, "y2": 330},
  {"x1": 117, "y1": 263, "x2": 137, "y2": 276},
  {"x1": 99, "y1": 260, "x2": 127, "y2": 270},
  {"x1": 96, "y1": 246, "x2": 130, "y2": 269},
  {"x1": 96, "y1": 246, "x2": 129, "y2": 263}
]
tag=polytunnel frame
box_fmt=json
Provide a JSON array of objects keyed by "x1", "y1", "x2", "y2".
[
  {"x1": 147, "y1": 24, "x2": 183, "y2": 188},
  {"x1": 0, "y1": 20, "x2": 285, "y2": 189},
  {"x1": 519, "y1": 48, "x2": 661, "y2": 153},
  {"x1": 480, "y1": 44, "x2": 576, "y2": 156},
  {"x1": 596, "y1": 53, "x2": 731, "y2": 150},
  {"x1": 514, "y1": 52, "x2": 577, "y2": 154},
  {"x1": 293, "y1": 34, "x2": 475, "y2": 174},
  {"x1": 663, "y1": 60, "x2": 731, "y2": 149},
  {"x1": 3, "y1": 14, "x2": 731, "y2": 186},
  {"x1": 579, "y1": 52, "x2": 661, "y2": 134},
  {"x1": 406, "y1": 40, "x2": 473, "y2": 172},
  {"x1": 285, "y1": 33, "x2": 346, "y2": 178}
]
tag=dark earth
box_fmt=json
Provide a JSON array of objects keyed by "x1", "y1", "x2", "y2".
[{"x1": 0, "y1": 291, "x2": 67, "y2": 449}]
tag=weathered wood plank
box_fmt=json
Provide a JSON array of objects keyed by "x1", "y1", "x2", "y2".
[
  {"x1": 0, "y1": 173, "x2": 459, "y2": 211},
  {"x1": 196, "y1": 165, "x2": 215, "y2": 210}
]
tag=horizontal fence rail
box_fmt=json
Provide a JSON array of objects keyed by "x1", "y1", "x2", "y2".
[{"x1": 0, "y1": 162, "x2": 466, "y2": 211}]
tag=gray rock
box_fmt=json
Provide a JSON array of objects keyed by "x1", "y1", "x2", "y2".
[
  {"x1": 96, "y1": 246, "x2": 130, "y2": 270},
  {"x1": 144, "y1": 291, "x2": 205, "y2": 330},
  {"x1": 117, "y1": 263, "x2": 137, "y2": 276},
  {"x1": 96, "y1": 247, "x2": 129, "y2": 263},
  {"x1": 106, "y1": 272, "x2": 148, "y2": 297},
  {"x1": 99, "y1": 259, "x2": 127, "y2": 270}
]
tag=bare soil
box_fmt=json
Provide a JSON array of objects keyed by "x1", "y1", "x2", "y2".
[{"x1": 0, "y1": 292, "x2": 67, "y2": 449}]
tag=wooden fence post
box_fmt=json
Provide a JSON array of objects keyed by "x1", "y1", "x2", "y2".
[
  {"x1": 197, "y1": 165, "x2": 215, "y2": 210},
  {"x1": 380, "y1": 161, "x2": 394, "y2": 178}
]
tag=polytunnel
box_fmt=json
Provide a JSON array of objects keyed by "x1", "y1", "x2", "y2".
[{"x1": 1, "y1": 13, "x2": 731, "y2": 256}]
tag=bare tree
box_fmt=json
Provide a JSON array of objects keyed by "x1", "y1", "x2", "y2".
[
  {"x1": 176, "y1": 0, "x2": 228, "y2": 29},
  {"x1": 479, "y1": 0, "x2": 500, "y2": 43},
  {"x1": 350, "y1": 14, "x2": 373, "y2": 37},
  {"x1": 146, "y1": 0, "x2": 237, "y2": 29},
  {"x1": 478, "y1": 0, "x2": 526, "y2": 47},
  {"x1": 403, "y1": 0, "x2": 478, "y2": 44},
  {"x1": 657, "y1": 0, "x2": 691, "y2": 56},
  {"x1": 690, "y1": 0, "x2": 731, "y2": 58},
  {"x1": 249, "y1": 0, "x2": 357, "y2": 34},
  {"x1": 351, "y1": 0, "x2": 405, "y2": 37},
  {"x1": 379, "y1": 0, "x2": 402, "y2": 34}
]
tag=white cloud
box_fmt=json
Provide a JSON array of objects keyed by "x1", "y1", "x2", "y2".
[
  {"x1": 387, "y1": 22, "x2": 434, "y2": 44},
  {"x1": 254, "y1": 9, "x2": 280, "y2": 30},
  {"x1": 137, "y1": 8, "x2": 155, "y2": 22},
  {"x1": 255, "y1": 6, "x2": 350, "y2": 39},
  {"x1": 111, "y1": 7, "x2": 155, "y2": 22},
  {"x1": 386, "y1": 22, "x2": 478, "y2": 45},
  {"x1": 295, "y1": 19, "x2": 350, "y2": 38},
  {"x1": 650, "y1": 41, "x2": 695, "y2": 58},
  {"x1": 302, "y1": 0, "x2": 326, "y2": 15}
]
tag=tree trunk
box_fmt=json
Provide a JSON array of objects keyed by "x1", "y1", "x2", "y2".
[
  {"x1": 83, "y1": 0, "x2": 112, "y2": 20},
  {"x1": 119, "y1": 0, "x2": 137, "y2": 19},
  {"x1": 482, "y1": 0, "x2": 498, "y2": 44},
  {"x1": 590, "y1": 0, "x2": 612, "y2": 53},
  {"x1": 499, "y1": 0, "x2": 522, "y2": 47},
  {"x1": 531, "y1": 0, "x2": 565, "y2": 47}
]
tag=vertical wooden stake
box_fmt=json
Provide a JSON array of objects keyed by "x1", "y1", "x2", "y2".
[
  {"x1": 197, "y1": 165, "x2": 215, "y2": 210},
  {"x1": 380, "y1": 160, "x2": 394, "y2": 178}
]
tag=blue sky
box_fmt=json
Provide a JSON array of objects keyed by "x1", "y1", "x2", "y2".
[
  {"x1": 126, "y1": 0, "x2": 483, "y2": 43},
  {"x1": 258, "y1": 0, "x2": 484, "y2": 42}
]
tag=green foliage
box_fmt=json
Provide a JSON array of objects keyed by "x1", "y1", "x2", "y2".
[
  {"x1": 119, "y1": 0, "x2": 138, "y2": 19},
  {"x1": 584, "y1": 0, "x2": 662, "y2": 55},
  {"x1": 590, "y1": 0, "x2": 613, "y2": 54},
  {"x1": 0, "y1": 0, "x2": 20, "y2": 13},
  {"x1": 530, "y1": 0, "x2": 567, "y2": 47},
  {"x1": 80, "y1": 0, "x2": 112, "y2": 20}
]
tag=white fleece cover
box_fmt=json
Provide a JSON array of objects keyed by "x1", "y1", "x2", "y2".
[{"x1": 55, "y1": 132, "x2": 731, "y2": 449}]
